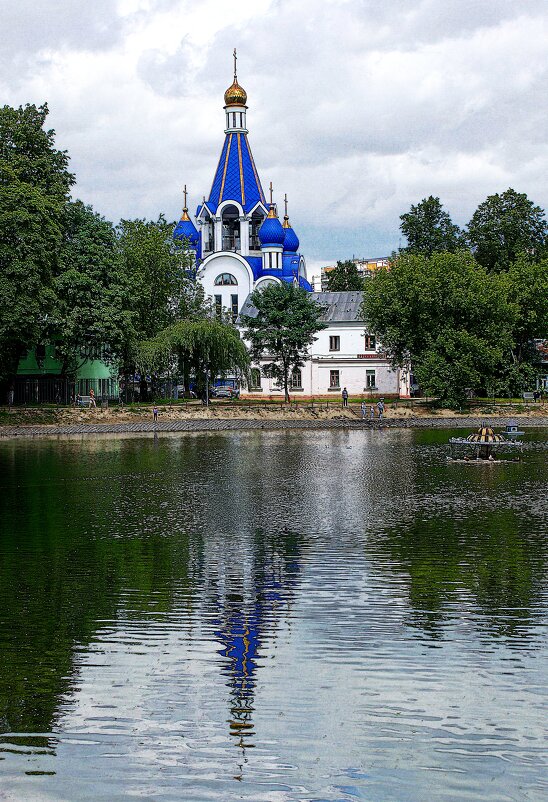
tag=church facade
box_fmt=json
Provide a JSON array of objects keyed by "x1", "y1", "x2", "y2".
[
  {"x1": 174, "y1": 59, "x2": 409, "y2": 399},
  {"x1": 173, "y1": 57, "x2": 311, "y2": 323}
]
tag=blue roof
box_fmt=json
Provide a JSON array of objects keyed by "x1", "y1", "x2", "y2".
[
  {"x1": 173, "y1": 217, "x2": 199, "y2": 248},
  {"x1": 282, "y1": 253, "x2": 300, "y2": 277},
  {"x1": 243, "y1": 256, "x2": 310, "y2": 290},
  {"x1": 283, "y1": 226, "x2": 299, "y2": 253},
  {"x1": 259, "y1": 214, "x2": 285, "y2": 246},
  {"x1": 207, "y1": 132, "x2": 265, "y2": 213},
  {"x1": 243, "y1": 255, "x2": 263, "y2": 280}
]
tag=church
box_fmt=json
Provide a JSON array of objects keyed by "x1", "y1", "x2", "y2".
[
  {"x1": 174, "y1": 56, "x2": 409, "y2": 399},
  {"x1": 173, "y1": 51, "x2": 311, "y2": 324}
]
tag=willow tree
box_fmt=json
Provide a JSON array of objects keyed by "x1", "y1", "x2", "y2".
[{"x1": 138, "y1": 318, "x2": 249, "y2": 398}]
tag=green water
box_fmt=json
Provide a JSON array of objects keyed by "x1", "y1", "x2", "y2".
[{"x1": 0, "y1": 428, "x2": 547, "y2": 801}]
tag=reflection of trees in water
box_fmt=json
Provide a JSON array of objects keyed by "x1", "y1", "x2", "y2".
[
  {"x1": 370, "y1": 510, "x2": 547, "y2": 638},
  {"x1": 0, "y1": 526, "x2": 203, "y2": 735}
]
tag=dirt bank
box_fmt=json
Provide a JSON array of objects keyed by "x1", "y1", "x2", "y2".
[
  {"x1": 0, "y1": 405, "x2": 547, "y2": 440},
  {"x1": 1, "y1": 400, "x2": 547, "y2": 429}
]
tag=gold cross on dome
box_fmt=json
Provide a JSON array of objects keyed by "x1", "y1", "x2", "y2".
[
  {"x1": 233, "y1": 48, "x2": 237, "y2": 79},
  {"x1": 269, "y1": 181, "x2": 274, "y2": 205},
  {"x1": 284, "y1": 193, "x2": 288, "y2": 216},
  {"x1": 183, "y1": 184, "x2": 188, "y2": 208}
]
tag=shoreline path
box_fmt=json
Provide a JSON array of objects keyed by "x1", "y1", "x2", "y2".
[{"x1": 1, "y1": 416, "x2": 548, "y2": 439}]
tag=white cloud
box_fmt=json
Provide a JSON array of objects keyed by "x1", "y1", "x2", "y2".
[{"x1": 1, "y1": 0, "x2": 547, "y2": 259}]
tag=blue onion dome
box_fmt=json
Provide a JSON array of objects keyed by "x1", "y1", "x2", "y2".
[
  {"x1": 258, "y1": 205, "x2": 285, "y2": 247},
  {"x1": 282, "y1": 214, "x2": 299, "y2": 252},
  {"x1": 173, "y1": 207, "x2": 199, "y2": 248}
]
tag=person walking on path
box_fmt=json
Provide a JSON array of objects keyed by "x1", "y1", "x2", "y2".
[
  {"x1": 369, "y1": 405, "x2": 375, "y2": 421},
  {"x1": 360, "y1": 401, "x2": 366, "y2": 419},
  {"x1": 89, "y1": 388, "x2": 96, "y2": 408},
  {"x1": 342, "y1": 387, "x2": 349, "y2": 408},
  {"x1": 153, "y1": 405, "x2": 159, "y2": 422},
  {"x1": 377, "y1": 398, "x2": 385, "y2": 422}
]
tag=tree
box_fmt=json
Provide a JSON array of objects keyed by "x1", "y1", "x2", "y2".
[
  {"x1": 467, "y1": 188, "x2": 548, "y2": 272},
  {"x1": 325, "y1": 260, "x2": 364, "y2": 291},
  {"x1": 138, "y1": 318, "x2": 249, "y2": 398},
  {"x1": 0, "y1": 103, "x2": 74, "y2": 391},
  {"x1": 494, "y1": 255, "x2": 548, "y2": 395},
  {"x1": 240, "y1": 282, "x2": 327, "y2": 402},
  {"x1": 118, "y1": 216, "x2": 192, "y2": 341},
  {"x1": 361, "y1": 251, "x2": 514, "y2": 407},
  {"x1": 400, "y1": 196, "x2": 463, "y2": 256},
  {"x1": 51, "y1": 201, "x2": 133, "y2": 377},
  {"x1": 117, "y1": 216, "x2": 195, "y2": 398}
]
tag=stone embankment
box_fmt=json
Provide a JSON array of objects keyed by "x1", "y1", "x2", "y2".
[{"x1": 1, "y1": 416, "x2": 547, "y2": 439}]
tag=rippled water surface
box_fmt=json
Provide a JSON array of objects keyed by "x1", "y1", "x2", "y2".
[{"x1": 0, "y1": 428, "x2": 547, "y2": 801}]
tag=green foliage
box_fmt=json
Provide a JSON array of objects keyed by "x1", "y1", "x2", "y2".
[
  {"x1": 467, "y1": 188, "x2": 547, "y2": 271},
  {"x1": 117, "y1": 216, "x2": 197, "y2": 376},
  {"x1": 138, "y1": 318, "x2": 249, "y2": 395},
  {"x1": 117, "y1": 217, "x2": 196, "y2": 337},
  {"x1": 505, "y1": 255, "x2": 548, "y2": 348},
  {"x1": 241, "y1": 282, "x2": 327, "y2": 402},
  {"x1": 361, "y1": 251, "x2": 514, "y2": 406},
  {"x1": 416, "y1": 329, "x2": 503, "y2": 405},
  {"x1": 0, "y1": 103, "x2": 74, "y2": 204},
  {"x1": 0, "y1": 103, "x2": 74, "y2": 384},
  {"x1": 52, "y1": 201, "x2": 133, "y2": 375},
  {"x1": 325, "y1": 260, "x2": 364, "y2": 291},
  {"x1": 400, "y1": 196, "x2": 463, "y2": 255}
]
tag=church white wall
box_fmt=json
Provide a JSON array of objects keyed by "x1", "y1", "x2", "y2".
[{"x1": 199, "y1": 254, "x2": 253, "y2": 315}]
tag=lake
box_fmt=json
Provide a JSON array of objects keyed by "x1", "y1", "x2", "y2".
[{"x1": 0, "y1": 428, "x2": 547, "y2": 801}]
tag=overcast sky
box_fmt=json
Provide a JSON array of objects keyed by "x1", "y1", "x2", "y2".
[{"x1": 2, "y1": 0, "x2": 548, "y2": 273}]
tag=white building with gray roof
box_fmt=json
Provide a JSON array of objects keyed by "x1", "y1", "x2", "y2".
[{"x1": 239, "y1": 291, "x2": 411, "y2": 399}]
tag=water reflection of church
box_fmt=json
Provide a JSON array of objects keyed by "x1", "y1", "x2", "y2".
[{"x1": 210, "y1": 534, "x2": 302, "y2": 773}]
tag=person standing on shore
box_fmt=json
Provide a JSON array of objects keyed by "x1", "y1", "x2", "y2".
[
  {"x1": 377, "y1": 398, "x2": 384, "y2": 422},
  {"x1": 342, "y1": 387, "x2": 349, "y2": 408},
  {"x1": 370, "y1": 405, "x2": 375, "y2": 421},
  {"x1": 153, "y1": 406, "x2": 158, "y2": 422},
  {"x1": 361, "y1": 401, "x2": 366, "y2": 419}
]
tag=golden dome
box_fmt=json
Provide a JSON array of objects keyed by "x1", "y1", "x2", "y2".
[{"x1": 224, "y1": 78, "x2": 247, "y2": 107}]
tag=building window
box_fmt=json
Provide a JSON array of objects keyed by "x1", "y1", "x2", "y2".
[
  {"x1": 214, "y1": 295, "x2": 222, "y2": 319},
  {"x1": 329, "y1": 335, "x2": 340, "y2": 352},
  {"x1": 231, "y1": 294, "x2": 238, "y2": 322},
  {"x1": 232, "y1": 112, "x2": 236, "y2": 127},
  {"x1": 364, "y1": 334, "x2": 376, "y2": 350},
  {"x1": 268, "y1": 252, "x2": 272, "y2": 269},
  {"x1": 366, "y1": 369, "x2": 376, "y2": 389},
  {"x1": 290, "y1": 368, "x2": 302, "y2": 388},
  {"x1": 214, "y1": 273, "x2": 238, "y2": 285},
  {"x1": 239, "y1": 112, "x2": 243, "y2": 127},
  {"x1": 250, "y1": 368, "x2": 262, "y2": 389},
  {"x1": 330, "y1": 370, "x2": 340, "y2": 388}
]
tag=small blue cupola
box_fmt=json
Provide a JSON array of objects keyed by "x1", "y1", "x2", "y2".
[
  {"x1": 258, "y1": 207, "x2": 285, "y2": 247},
  {"x1": 258, "y1": 183, "x2": 285, "y2": 271},
  {"x1": 282, "y1": 194, "x2": 300, "y2": 253},
  {"x1": 173, "y1": 185, "x2": 200, "y2": 249}
]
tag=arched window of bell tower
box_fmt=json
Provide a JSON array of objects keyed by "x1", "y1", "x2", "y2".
[{"x1": 221, "y1": 204, "x2": 241, "y2": 252}]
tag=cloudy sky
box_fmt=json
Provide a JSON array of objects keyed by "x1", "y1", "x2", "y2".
[{"x1": 3, "y1": 0, "x2": 548, "y2": 273}]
